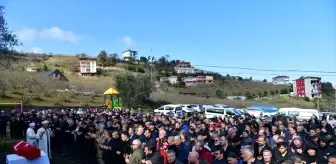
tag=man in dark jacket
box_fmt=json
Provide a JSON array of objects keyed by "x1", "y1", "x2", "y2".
[
  {"x1": 213, "y1": 148, "x2": 228, "y2": 164},
  {"x1": 144, "y1": 145, "x2": 164, "y2": 164},
  {"x1": 174, "y1": 135, "x2": 189, "y2": 163},
  {"x1": 273, "y1": 142, "x2": 294, "y2": 163},
  {"x1": 167, "y1": 150, "x2": 183, "y2": 164}
]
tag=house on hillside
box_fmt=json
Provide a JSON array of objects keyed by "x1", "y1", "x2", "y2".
[
  {"x1": 292, "y1": 76, "x2": 321, "y2": 99},
  {"x1": 78, "y1": 57, "x2": 97, "y2": 76},
  {"x1": 122, "y1": 50, "x2": 137, "y2": 61},
  {"x1": 38, "y1": 69, "x2": 69, "y2": 82},
  {"x1": 272, "y1": 75, "x2": 289, "y2": 85},
  {"x1": 168, "y1": 76, "x2": 178, "y2": 84},
  {"x1": 174, "y1": 61, "x2": 196, "y2": 74},
  {"x1": 26, "y1": 66, "x2": 39, "y2": 72}
]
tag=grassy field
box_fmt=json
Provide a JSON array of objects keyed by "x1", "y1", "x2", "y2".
[
  {"x1": 151, "y1": 90, "x2": 315, "y2": 108},
  {"x1": 0, "y1": 54, "x2": 314, "y2": 109}
]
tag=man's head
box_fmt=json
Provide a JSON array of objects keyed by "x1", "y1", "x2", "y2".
[
  {"x1": 328, "y1": 155, "x2": 336, "y2": 164},
  {"x1": 29, "y1": 122, "x2": 36, "y2": 129},
  {"x1": 257, "y1": 135, "x2": 267, "y2": 146},
  {"x1": 219, "y1": 136, "x2": 228, "y2": 146},
  {"x1": 144, "y1": 145, "x2": 153, "y2": 155},
  {"x1": 262, "y1": 149, "x2": 272, "y2": 163},
  {"x1": 132, "y1": 139, "x2": 141, "y2": 150},
  {"x1": 167, "y1": 150, "x2": 177, "y2": 163},
  {"x1": 241, "y1": 145, "x2": 254, "y2": 161},
  {"x1": 144, "y1": 129, "x2": 151, "y2": 138},
  {"x1": 136, "y1": 127, "x2": 143, "y2": 135},
  {"x1": 194, "y1": 141, "x2": 204, "y2": 152},
  {"x1": 214, "y1": 148, "x2": 224, "y2": 160},
  {"x1": 227, "y1": 153, "x2": 239, "y2": 164},
  {"x1": 121, "y1": 132, "x2": 129, "y2": 142},
  {"x1": 188, "y1": 151, "x2": 199, "y2": 164},
  {"x1": 41, "y1": 120, "x2": 49, "y2": 128},
  {"x1": 159, "y1": 129, "x2": 166, "y2": 139},
  {"x1": 174, "y1": 135, "x2": 181, "y2": 146},
  {"x1": 277, "y1": 142, "x2": 288, "y2": 154},
  {"x1": 288, "y1": 127, "x2": 297, "y2": 135}
]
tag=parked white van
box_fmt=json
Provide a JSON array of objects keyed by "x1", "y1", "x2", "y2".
[
  {"x1": 205, "y1": 107, "x2": 240, "y2": 119},
  {"x1": 154, "y1": 104, "x2": 184, "y2": 117},
  {"x1": 277, "y1": 108, "x2": 319, "y2": 120}
]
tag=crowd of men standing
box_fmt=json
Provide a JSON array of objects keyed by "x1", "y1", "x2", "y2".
[{"x1": 1, "y1": 108, "x2": 336, "y2": 164}]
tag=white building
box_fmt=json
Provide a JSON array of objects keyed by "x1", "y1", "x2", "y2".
[
  {"x1": 168, "y1": 76, "x2": 178, "y2": 84},
  {"x1": 272, "y1": 76, "x2": 290, "y2": 85},
  {"x1": 293, "y1": 76, "x2": 322, "y2": 99},
  {"x1": 122, "y1": 50, "x2": 137, "y2": 61},
  {"x1": 79, "y1": 58, "x2": 97, "y2": 74},
  {"x1": 174, "y1": 61, "x2": 196, "y2": 74}
]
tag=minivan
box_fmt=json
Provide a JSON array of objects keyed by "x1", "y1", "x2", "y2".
[
  {"x1": 277, "y1": 108, "x2": 319, "y2": 120},
  {"x1": 205, "y1": 107, "x2": 240, "y2": 118}
]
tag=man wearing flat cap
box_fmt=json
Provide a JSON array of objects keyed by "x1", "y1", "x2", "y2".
[
  {"x1": 26, "y1": 122, "x2": 38, "y2": 146},
  {"x1": 37, "y1": 120, "x2": 53, "y2": 159}
]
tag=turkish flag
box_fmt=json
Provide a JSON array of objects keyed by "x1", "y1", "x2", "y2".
[{"x1": 11, "y1": 141, "x2": 41, "y2": 159}]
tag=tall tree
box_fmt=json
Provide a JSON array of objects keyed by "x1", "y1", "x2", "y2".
[
  {"x1": 0, "y1": 5, "x2": 20, "y2": 53},
  {"x1": 97, "y1": 50, "x2": 108, "y2": 66},
  {"x1": 115, "y1": 73, "x2": 152, "y2": 108}
]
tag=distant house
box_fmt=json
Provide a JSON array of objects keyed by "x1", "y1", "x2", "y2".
[
  {"x1": 183, "y1": 75, "x2": 214, "y2": 87},
  {"x1": 122, "y1": 50, "x2": 137, "y2": 61},
  {"x1": 38, "y1": 69, "x2": 69, "y2": 82},
  {"x1": 26, "y1": 66, "x2": 39, "y2": 72},
  {"x1": 168, "y1": 76, "x2": 178, "y2": 84},
  {"x1": 78, "y1": 57, "x2": 97, "y2": 75},
  {"x1": 272, "y1": 75, "x2": 289, "y2": 85},
  {"x1": 160, "y1": 77, "x2": 169, "y2": 82},
  {"x1": 174, "y1": 61, "x2": 196, "y2": 74},
  {"x1": 226, "y1": 96, "x2": 247, "y2": 101}
]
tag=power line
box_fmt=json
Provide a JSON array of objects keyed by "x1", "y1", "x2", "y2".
[
  {"x1": 214, "y1": 72, "x2": 336, "y2": 77},
  {"x1": 193, "y1": 64, "x2": 336, "y2": 74}
]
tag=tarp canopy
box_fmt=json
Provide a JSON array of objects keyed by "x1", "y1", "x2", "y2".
[
  {"x1": 103, "y1": 88, "x2": 120, "y2": 95},
  {"x1": 251, "y1": 104, "x2": 278, "y2": 110}
]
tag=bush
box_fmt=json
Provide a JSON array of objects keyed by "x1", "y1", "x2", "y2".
[
  {"x1": 136, "y1": 67, "x2": 145, "y2": 73},
  {"x1": 303, "y1": 97, "x2": 310, "y2": 102}
]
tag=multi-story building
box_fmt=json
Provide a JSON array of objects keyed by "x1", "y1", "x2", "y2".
[
  {"x1": 183, "y1": 76, "x2": 214, "y2": 87},
  {"x1": 272, "y1": 76, "x2": 290, "y2": 85},
  {"x1": 293, "y1": 76, "x2": 322, "y2": 99},
  {"x1": 122, "y1": 50, "x2": 137, "y2": 61},
  {"x1": 79, "y1": 57, "x2": 97, "y2": 75},
  {"x1": 174, "y1": 61, "x2": 196, "y2": 74},
  {"x1": 183, "y1": 77, "x2": 198, "y2": 87}
]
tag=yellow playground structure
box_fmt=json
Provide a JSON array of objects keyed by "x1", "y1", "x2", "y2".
[{"x1": 103, "y1": 88, "x2": 122, "y2": 109}]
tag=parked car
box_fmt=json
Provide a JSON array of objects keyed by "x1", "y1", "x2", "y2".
[
  {"x1": 180, "y1": 104, "x2": 195, "y2": 113},
  {"x1": 189, "y1": 104, "x2": 205, "y2": 112},
  {"x1": 154, "y1": 104, "x2": 184, "y2": 117}
]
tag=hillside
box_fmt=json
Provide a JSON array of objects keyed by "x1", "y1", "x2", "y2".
[{"x1": 0, "y1": 53, "x2": 316, "y2": 109}]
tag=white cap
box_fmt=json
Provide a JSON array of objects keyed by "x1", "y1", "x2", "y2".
[
  {"x1": 29, "y1": 122, "x2": 35, "y2": 127},
  {"x1": 42, "y1": 120, "x2": 49, "y2": 124}
]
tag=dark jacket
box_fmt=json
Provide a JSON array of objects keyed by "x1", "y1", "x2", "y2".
[
  {"x1": 145, "y1": 152, "x2": 164, "y2": 164},
  {"x1": 176, "y1": 142, "x2": 189, "y2": 163},
  {"x1": 212, "y1": 158, "x2": 228, "y2": 164}
]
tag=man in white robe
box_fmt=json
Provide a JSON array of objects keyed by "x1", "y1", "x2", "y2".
[
  {"x1": 37, "y1": 120, "x2": 53, "y2": 159},
  {"x1": 26, "y1": 122, "x2": 38, "y2": 147}
]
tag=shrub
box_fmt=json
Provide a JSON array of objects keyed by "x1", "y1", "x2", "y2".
[{"x1": 303, "y1": 97, "x2": 310, "y2": 102}]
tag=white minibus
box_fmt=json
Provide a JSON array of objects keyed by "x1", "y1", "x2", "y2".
[
  {"x1": 277, "y1": 108, "x2": 319, "y2": 120},
  {"x1": 205, "y1": 107, "x2": 240, "y2": 119}
]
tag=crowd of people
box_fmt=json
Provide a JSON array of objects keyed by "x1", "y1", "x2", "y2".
[{"x1": 1, "y1": 108, "x2": 336, "y2": 164}]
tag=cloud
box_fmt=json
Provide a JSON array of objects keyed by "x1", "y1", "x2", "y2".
[
  {"x1": 122, "y1": 36, "x2": 134, "y2": 46},
  {"x1": 29, "y1": 47, "x2": 43, "y2": 53},
  {"x1": 15, "y1": 26, "x2": 80, "y2": 43}
]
